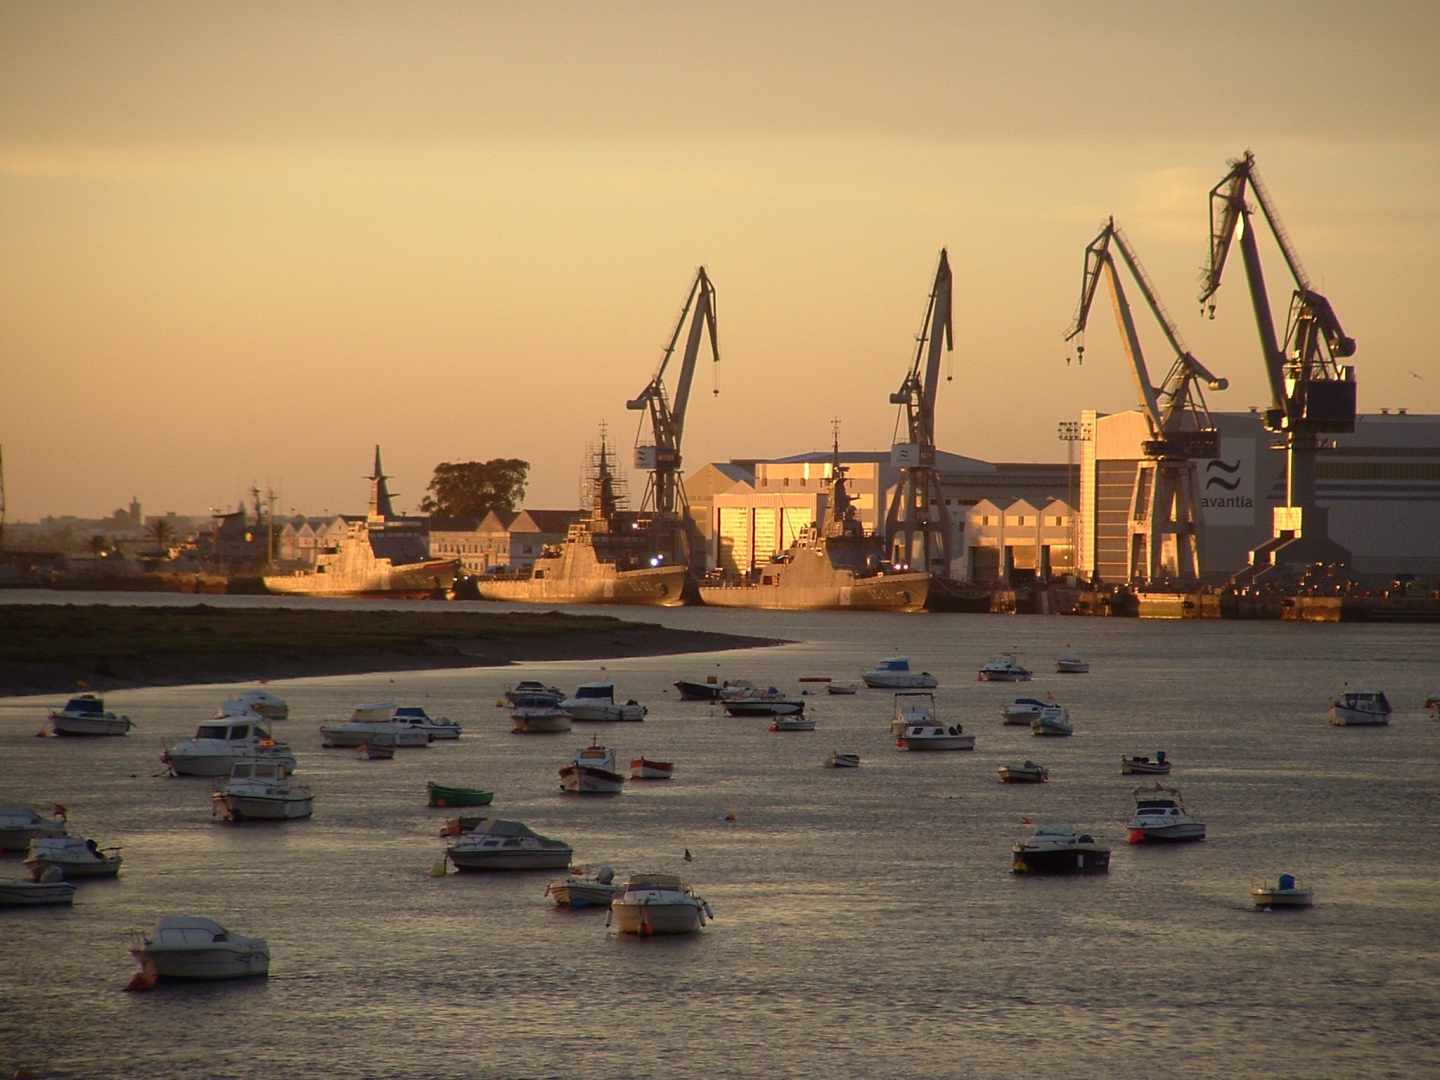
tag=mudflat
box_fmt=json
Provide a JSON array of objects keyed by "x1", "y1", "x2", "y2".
[{"x1": 0, "y1": 604, "x2": 786, "y2": 697}]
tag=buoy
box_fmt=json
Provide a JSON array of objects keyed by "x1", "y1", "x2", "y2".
[{"x1": 125, "y1": 966, "x2": 157, "y2": 992}]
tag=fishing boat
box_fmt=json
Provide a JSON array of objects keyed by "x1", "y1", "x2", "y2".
[
  {"x1": 213, "y1": 761, "x2": 314, "y2": 821},
  {"x1": 47, "y1": 693, "x2": 133, "y2": 736},
  {"x1": 862, "y1": 657, "x2": 938, "y2": 690},
  {"x1": 1031, "y1": 705, "x2": 1074, "y2": 737},
  {"x1": 825, "y1": 751, "x2": 861, "y2": 768},
  {"x1": 0, "y1": 871, "x2": 76, "y2": 907},
  {"x1": 0, "y1": 805, "x2": 68, "y2": 853},
  {"x1": 131, "y1": 916, "x2": 271, "y2": 980},
  {"x1": 979, "y1": 655, "x2": 1032, "y2": 682},
  {"x1": 1250, "y1": 873, "x2": 1313, "y2": 909},
  {"x1": 25, "y1": 836, "x2": 122, "y2": 880},
  {"x1": 997, "y1": 761, "x2": 1049, "y2": 783},
  {"x1": 162, "y1": 716, "x2": 297, "y2": 778},
  {"x1": 1010, "y1": 823, "x2": 1110, "y2": 875},
  {"x1": 897, "y1": 722, "x2": 974, "y2": 751},
  {"x1": 545, "y1": 865, "x2": 620, "y2": 909},
  {"x1": 770, "y1": 715, "x2": 817, "y2": 732},
  {"x1": 1127, "y1": 784, "x2": 1206, "y2": 843},
  {"x1": 1328, "y1": 689, "x2": 1392, "y2": 727},
  {"x1": 427, "y1": 782, "x2": 494, "y2": 808},
  {"x1": 444, "y1": 819, "x2": 574, "y2": 871},
  {"x1": 629, "y1": 756, "x2": 674, "y2": 780},
  {"x1": 1121, "y1": 751, "x2": 1170, "y2": 775},
  {"x1": 609, "y1": 873, "x2": 714, "y2": 935},
  {"x1": 560, "y1": 683, "x2": 647, "y2": 722},
  {"x1": 559, "y1": 740, "x2": 626, "y2": 794}
]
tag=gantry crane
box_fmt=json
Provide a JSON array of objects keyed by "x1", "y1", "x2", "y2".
[
  {"x1": 626, "y1": 266, "x2": 719, "y2": 568},
  {"x1": 1199, "y1": 150, "x2": 1356, "y2": 580},
  {"x1": 1064, "y1": 218, "x2": 1229, "y2": 582},
  {"x1": 884, "y1": 250, "x2": 954, "y2": 574}
]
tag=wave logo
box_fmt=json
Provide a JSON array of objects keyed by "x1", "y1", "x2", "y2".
[{"x1": 1205, "y1": 459, "x2": 1242, "y2": 491}]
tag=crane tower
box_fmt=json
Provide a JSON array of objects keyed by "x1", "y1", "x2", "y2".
[{"x1": 1065, "y1": 218, "x2": 1228, "y2": 583}]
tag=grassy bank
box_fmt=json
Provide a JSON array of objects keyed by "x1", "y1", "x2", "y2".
[{"x1": 0, "y1": 604, "x2": 785, "y2": 697}]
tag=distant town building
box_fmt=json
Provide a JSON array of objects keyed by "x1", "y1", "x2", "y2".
[{"x1": 429, "y1": 509, "x2": 579, "y2": 574}]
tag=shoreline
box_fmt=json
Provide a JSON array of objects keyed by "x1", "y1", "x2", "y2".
[{"x1": 0, "y1": 603, "x2": 790, "y2": 698}]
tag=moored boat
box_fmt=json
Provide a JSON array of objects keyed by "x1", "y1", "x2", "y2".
[
  {"x1": 1055, "y1": 653, "x2": 1090, "y2": 674},
  {"x1": 997, "y1": 761, "x2": 1049, "y2": 783},
  {"x1": 25, "y1": 836, "x2": 122, "y2": 880},
  {"x1": 510, "y1": 693, "x2": 573, "y2": 734},
  {"x1": 560, "y1": 682, "x2": 647, "y2": 722},
  {"x1": 546, "y1": 865, "x2": 620, "y2": 909},
  {"x1": 863, "y1": 657, "x2": 938, "y2": 690},
  {"x1": 722, "y1": 689, "x2": 805, "y2": 717},
  {"x1": 1127, "y1": 783, "x2": 1205, "y2": 843},
  {"x1": 320, "y1": 704, "x2": 430, "y2": 748},
  {"x1": 0, "y1": 805, "x2": 68, "y2": 853},
  {"x1": 1002, "y1": 698, "x2": 1049, "y2": 725},
  {"x1": 1328, "y1": 689, "x2": 1392, "y2": 727},
  {"x1": 609, "y1": 873, "x2": 713, "y2": 935},
  {"x1": 897, "y1": 722, "x2": 974, "y2": 751},
  {"x1": 629, "y1": 756, "x2": 674, "y2": 780},
  {"x1": 826, "y1": 681, "x2": 859, "y2": 695},
  {"x1": 427, "y1": 781, "x2": 494, "y2": 807},
  {"x1": 392, "y1": 706, "x2": 463, "y2": 739},
  {"x1": 48, "y1": 693, "x2": 133, "y2": 736},
  {"x1": 213, "y1": 761, "x2": 314, "y2": 822},
  {"x1": 1250, "y1": 873, "x2": 1313, "y2": 909},
  {"x1": 825, "y1": 751, "x2": 861, "y2": 768},
  {"x1": 979, "y1": 655, "x2": 1032, "y2": 682},
  {"x1": 444, "y1": 818, "x2": 574, "y2": 871},
  {"x1": 890, "y1": 691, "x2": 938, "y2": 735},
  {"x1": 131, "y1": 916, "x2": 270, "y2": 980},
  {"x1": 674, "y1": 678, "x2": 755, "y2": 701},
  {"x1": 506, "y1": 681, "x2": 565, "y2": 706},
  {"x1": 1011, "y1": 823, "x2": 1110, "y2": 875},
  {"x1": 559, "y1": 740, "x2": 626, "y2": 794},
  {"x1": 0, "y1": 872, "x2": 76, "y2": 907},
  {"x1": 1121, "y1": 751, "x2": 1170, "y2": 775},
  {"x1": 1030, "y1": 705, "x2": 1073, "y2": 737},
  {"x1": 770, "y1": 715, "x2": 817, "y2": 732},
  {"x1": 163, "y1": 716, "x2": 297, "y2": 778}
]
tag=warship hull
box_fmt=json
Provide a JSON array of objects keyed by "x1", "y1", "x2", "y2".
[
  {"x1": 698, "y1": 549, "x2": 930, "y2": 613},
  {"x1": 264, "y1": 557, "x2": 458, "y2": 598},
  {"x1": 469, "y1": 564, "x2": 687, "y2": 607}
]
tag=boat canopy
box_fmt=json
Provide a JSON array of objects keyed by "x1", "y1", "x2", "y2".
[
  {"x1": 350, "y1": 704, "x2": 395, "y2": 722},
  {"x1": 392, "y1": 707, "x2": 430, "y2": 719},
  {"x1": 63, "y1": 696, "x2": 104, "y2": 714},
  {"x1": 874, "y1": 658, "x2": 911, "y2": 671},
  {"x1": 153, "y1": 916, "x2": 231, "y2": 945},
  {"x1": 573, "y1": 683, "x2": 616, "y2": 699}
]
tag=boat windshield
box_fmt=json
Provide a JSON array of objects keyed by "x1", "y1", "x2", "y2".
[
  {"x1": 65, "y1": 697, "x2": 103, "y2": 714},
  {"x1": 195, "y1": 724, "x2": 231, "y2": 740},
  {"x1": 394, "y1": 708, "x2": 426, "y2": 719},
  {"x1": 876, "y1": 659, "x2": 910, "y2": 671},
  {"x1": 574, "y1": 684, "x2": 614, "y2": 699}
]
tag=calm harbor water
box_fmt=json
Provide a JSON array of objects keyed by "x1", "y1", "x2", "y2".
[{"x1": 2, "y1": 592, "x2": 1438, "y2": 1078}]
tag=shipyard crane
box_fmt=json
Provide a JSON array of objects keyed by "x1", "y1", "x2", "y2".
[
  {"x1": 626, "y1": 266, "x2": 719, "y2": 568},
  {"x1": 1064, "y1": 217, "x2": 1229, "y2": 582},
  {"x1": 884, "y1": 249, "x2": 954, "y2": 574},
  {"x1": 1199, "y1": 150, "x2": 1356, "y2": 579}
]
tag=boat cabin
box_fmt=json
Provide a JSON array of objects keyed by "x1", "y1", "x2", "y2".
[
  {"x1": 392, "y1": 706, "x2": 433, "y2": 723},
  {"x1": 571, "y1": 683, "x2": 616, "y2": 701},
  {"x1": 192, "y1": 719, "x2": 271, "y2": 743},
  {"x1": 1336, "y1": 690, "x2": 1391, "y2": 712},
  {"x1": 893, "y1": 692, "x2": 935, "y2": 723},
  {"x1": 61, "y1": 695, "x2": 105, "y2": 715},
  {"x1": 228, "y1": 761, "x2": 287, "y2": 783},
  {"x1": 873, "y1": 658, "x2": 913, "y2": 673},
  {"x1": 349, "y1": 703, "x2": 395, "y2": 722}
]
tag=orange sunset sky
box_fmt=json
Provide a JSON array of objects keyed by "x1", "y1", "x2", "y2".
[{"x1": 3, "y1": 2, "x2": 1438, "y2": 521}]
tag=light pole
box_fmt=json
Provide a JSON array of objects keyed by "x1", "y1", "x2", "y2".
[{"x1": 1057, "y1": 421, "x2": 1083, "y2": 579}]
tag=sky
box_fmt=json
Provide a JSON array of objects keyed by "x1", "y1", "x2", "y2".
[{"x1": 3, "y1": 2, "x2": 1438, "y2": 521}]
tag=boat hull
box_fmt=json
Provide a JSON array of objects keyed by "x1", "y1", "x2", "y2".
[
  {"x1": 698, "y1": 569, "x2": 930, "y2": 612},
  {"x1": 897, "y1": 734, "x2": 975, "y2": 750},
  {"x1": 611, "y1": 901, "x2": 704, "y2": 935},
  {"x1": 998, "y1": 766, "x2": 1047, "y2": 783},
  {"x1": 629, "y1": 759, "x2": 674, "y2": 779},
  {"x1": 826, "y1": 753, "x2": 861, "y2": 768},
  {"x1": 1121, "y1": 758, "x2": 1170, "y2": 775},
  {"x1": 559, "y1": 765, "x2": 626, "y2": 794},
  {"x1": 979, "y1": 671, "x2": 1031, "y2": 683},
  {"x1": 862, "y1": 674, "x2": 938, "y2": 689},
  {"x1": 427, "y1": 784, "x2": 494, "y2": 808},
  {"x1": 548, "y1": 883, "x2": 619, "y2": 908},
  {"x1": 1011, "y1": 846, "x2": 1111, "y2": 875},
  {"x1": 26, "y1": 855, "x2": 122, "y2": 880},
  {"x1": 674, "y1": 681, "x2": 724, "y2": 701},
  {"x1": 320, "y1": 725, "x2": 429, "y2": 748},
  {"x1": 1251, "y1": 888, "x2": 1313, "y2": 908},
  {"x1": 50, "y1": 715, "x2": 131, "y2": 736},
  {"x1": 134, "y1": 946, "x2": 270, "y2": 980},
  {"x1": 564, "y1": 704, "x2": 646, "y2": 722},
  {"x1": 1128, "y1": 823, "x2": 1206, "y2": 843},
  {"x1": 770, "y1": 718, "x2": 816, "y2": 731},
  {"x1": 166, "y1": 750, "x2": 298, "y2": 777},
  {"x1": 264, "y1": 556, "x2": 458, "y2": 598},
  {"x1": 447, "y1": 849, "x2": 573, "y2": 872},
  {"x1": 1328, "y1": 707, "x2": 1390, "y2": 726},
  {"x1": 723, "y1": 700, "x2": 804, "y2": 717},
  {"x1": 470, "y1": 564, "x2": 687, "y2": 607},
  {"x1": 0, "y1": 824, "x2": 66, "y2": 853},
  {"x1": 0, "y1": 881, "x2": 76, "y2": 906},
  {"x1": 219, "y1": 794, "x2": 314, "y2": 821},
  {"x1": 511, "y1": 713, "x2": 572, "y2": 734}
]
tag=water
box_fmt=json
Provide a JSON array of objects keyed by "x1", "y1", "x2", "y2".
[{"x1": 2, "y1": 594, "x2": 1438, "y2": 1078}]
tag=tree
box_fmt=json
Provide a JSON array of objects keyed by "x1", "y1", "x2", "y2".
[{"x1": 419, "y1": 459, "x2": 530, "y2": 519}]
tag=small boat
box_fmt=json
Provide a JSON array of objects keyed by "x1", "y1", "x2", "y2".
[
  {"x1": 510, "y1": 693, "x2": 573, "y2": 734},
  {"x1": 213, "y1": 761, "x2": 314, "y2": 821},
  {"x1": 392, "y1": 706, "x2": 463, "y2": 739},
  {"x1": 162, "y1": 716, "x2": 297, "y2": 778},
  {"x1": 0, "y1": 805, "x2": 68, "y2": 853},
  {"x1": 1055, "y1": 653, "x2": 1090, "y2": 674},
  {"x1": 1011, "y1": 823, "x2": 1110, "y2": 875},
  {"x1": 505, "y1": 681, "x2": 565, "y2": 706},
  {"x1": 890, "y1": 691, "x2": 938, "y2": 736},
  {"x1": 979, "y1": 655, "x2": 1032, "y2": 682},
  {"x1": 320, "y1": 704, "x2": 430, "y2": 748},
  {"x1": 220, "y1": 689, "x2": 289, "y2": 721},
  {"x1": 1127, "y1": 783, "x2": 1206, "y2": 843},
  {"x1": 25, "y1": 836, "x2": 122, "y2": 880},
  {"x1": 1250, "y1": 873, "x2": 1313, "y2": 909},
  {"x1": 674, "y1": 678, "x2": 756, "y2": 702},
  {"x1": 826, "y1": 682, "x2": 860, "y2": 695},
  {"x1": 546, "y1": 864, "x2": 620, "y2": 909},
  {"x1": 609, "y1": 873, "x2": 714, "y2": 936},
  {"x1": 722, "y1": 689, "x2": 805, "y2": 717},
  {"x1": 862, "y1": 657, "x2": 938, "y2": 690},
  {"x1": 1328, "y1": 689, "x2": 1392, "y2": 727},
  {"x1": 359, "y1": 734, "x2": 396, "y2": 760},
  {"x1": 560, "y1": 682, "x2": 647, "y2": 722},
  {"x1": 1002, "y1": 698, "x2": 1050, "y2": 725},
  {"x1": 0, "y1": 870, "x2": 76, "y2": 907},
  {"x1": 897, "y1": 723, "x2": 975, "y2": 751},
  {"x1": 629, "y1": 756, "x2": 674, "y2": 780},
  {"x1": 445, "y1": 818, "x2": 574, "y2": 871},
  {"x1": 48, "y1": 693, "x2": 133, "y2": 736},
  {"x1": 1031, "y1": 705, "x2": 1073, "y2": 737},
  {"x1": 825, "y1": 751, "x2": 861, "y2": 768},
  {"x1": 427, "y1": 781, "x2": 494, "y2": 807},
  {"x1": 131, "y1": 916, "x2": 270, "y2": 980},
  {"x1": 1121, "y1": 751, "x2": 1170, "y2": 775},
  {"x1": 559, "y1": 739, "x2": 626, "y2": 794},
  {"x1": 997, "y1": 760, "x2": 1049, "y2": 783},
  {"x1": 770, "y1": 715, "x2": 817, "y2": 732}
]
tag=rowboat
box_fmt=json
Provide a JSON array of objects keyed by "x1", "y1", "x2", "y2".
[
  {"x1": 629, "y1": 757, "x2": 674, "y2": 780},
  {"x1": 427, "y1": 782, "x2": 495, "y2": 808}
]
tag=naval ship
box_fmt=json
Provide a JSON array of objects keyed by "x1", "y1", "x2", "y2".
[
  {"x1": 697, "y1": 443, "x2": 931, "y2": 612},
  {"x1": 461, "y1": 437, "x2": 688, "y2": 607},
  {"x1": 262, "y1": 447, "x2": 460, "y2": 599}
]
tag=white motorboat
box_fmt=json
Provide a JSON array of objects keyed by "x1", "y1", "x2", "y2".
[
  {"x1": 320, "y1": 704, "x2": 430, "y2": 748},
  {"x1": 391, "y1": 706, "x2": 463, "y2": 739},
  {"x1": 559, "y1": 739, "x2": 627, "y2": 794},
  {"x1": 444, "y1": 818, "x2": 574, "y2": 871},
  {"x1": 609, "y1": 873, "x2": 713, "y2": 936},
  {"x1": 1002, "y1": 697, "x2": 1050, "y2": 725},
  {"x1": 1328, "y1": 689, "x2": 1392, "y2": 727},
  {"x1": 997, "y1": 760, "x2": 1049, "y2": 783},
  {"x1": 825, "y1": 751, "x2": 861, "y2": 768},
  {"x1": 826, "y1": 681, "x2": 860, "y2": 695},
  {"x1": 560, "y1": 682, "x2": 647, "y2": 722},
  {"x1": 1055, "y1": 653, "x2": 1090, "y2": 674},
  {"x1": 163, "y1": 716, "x2": 298, "y2": 777},
  {"x1": 510, "y1": 696, "x2": 573, "y2": 733},
  {"x1": 722, "y1": 689, "x2": 805, "y2": 717},
  {"x1": 897, "y1": 722, "x2": 975, "y2": 751},
  {"x1": 1011, "y1": 823, "x2": 1110, "y2": 875},
  {"x1": 1126, "y1": 784, "x2": 1206, "y2": 843},
  {"x1": 25, "y1": 836, "x2": 122, "y2": 880},
  {"x1": 220, "y1": 689, "x2": 289, "y2": 721},
  {"x1": 0, "y1": 805, "x2": 68, "y2": 853},
  {"x1": 1030, "y1": 705, "x2": 1073, "y2": 737},
  {"x1": 1121, "y1": 751, "x2": 1171, "y2": 775},
  {"x1": 0, "y1": 870, "x2": 76, "y2": 907},
  {"x1": 629, "y1": 756, "x2": 674, "y2": 780},
  {"x1": 546, "y1": 864, "x2": 620, "y2": 909},
  {"x1": 979, "y1": 655, "x2": 1032, "y2": 682},
  {"x1": 862, "y1": 657, "x2": 938, "y2": 690},
  {"x1": 48, "y1": 693, "x2": 133, "y2": 736},
  {"x1": 506, "y1": 681, "x2": 565, "y2": 706},
  {"x1": 131, "y1": 916, "x2": 270, "y2": 980},
  {"x1": 770, "y1": 715, "x2": 817, "y2": 732},
  {"x1": 890, "y1": 691, "x2": 938, "y2": 736},
  {"x1": 213, "y1": 761, "x2": 314, "y2": 822},
  {"x1": 1250, "y1": 873, "x2": 1313, "y2": 909}
]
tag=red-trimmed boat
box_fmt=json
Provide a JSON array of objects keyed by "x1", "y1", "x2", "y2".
[{"x1": 629, "y1": 756, "x2": 674, "y2": 780}]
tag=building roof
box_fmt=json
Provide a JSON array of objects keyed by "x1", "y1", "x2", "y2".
[
  {"x1": 513, "y1": 509, "x2": 580, "y2": 534},
  {"x1": 428, "y1": 515, "x2": 483, "y2": 533}
]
